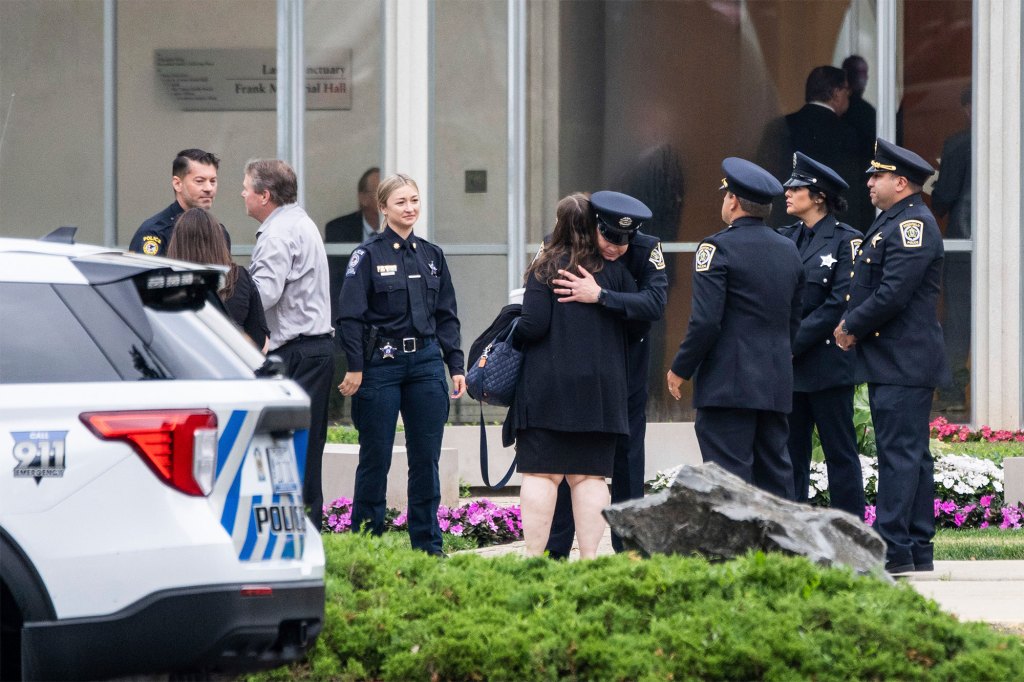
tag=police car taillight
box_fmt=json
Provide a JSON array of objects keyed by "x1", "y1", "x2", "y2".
[{"x1": 80, "y1": 409, "x2": 218, "y2": 496}]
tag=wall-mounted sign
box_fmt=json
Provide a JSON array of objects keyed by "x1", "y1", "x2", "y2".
[{"x1": 155, "y1": 48, "x2": 352, "y2": 111}]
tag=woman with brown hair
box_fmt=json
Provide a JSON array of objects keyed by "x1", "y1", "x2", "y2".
[
  {"x1": 167, "y1": 207, "x2": 269, "y2": 352},
  {"x1": 510, "y1": 193, "x2": 637, "y2": 558}
]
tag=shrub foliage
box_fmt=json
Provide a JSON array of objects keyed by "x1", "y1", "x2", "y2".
[{"x1": 251, "y1": 534, "x2": 1024, "y2": 682}]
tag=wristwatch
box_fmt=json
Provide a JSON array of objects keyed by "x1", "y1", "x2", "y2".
[{"x1": 597, "y1": 288, "x2": 607, "y2": 305}]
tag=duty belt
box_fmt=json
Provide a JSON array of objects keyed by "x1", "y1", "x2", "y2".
[{"x1": 377, "y1": 335, "x2": 435, "y2": 358}]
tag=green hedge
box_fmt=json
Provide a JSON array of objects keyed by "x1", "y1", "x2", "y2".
[{"x1": 252, "y1": 534, "x2": 1024, "y2": 681}]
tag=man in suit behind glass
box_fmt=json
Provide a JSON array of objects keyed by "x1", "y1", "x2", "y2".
[
  {"x1": 326, "y1": 167, "x2": 381, "y2": 321},
  {"x1": 757, "y1": 66, "x2": 863, "y2": 229}
]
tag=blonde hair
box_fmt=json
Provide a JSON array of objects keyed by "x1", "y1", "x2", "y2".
[{"x1": 377, "y1": 173, "x2": 419, "y2": 209}]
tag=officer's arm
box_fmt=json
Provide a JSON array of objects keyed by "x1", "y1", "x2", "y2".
[
  {"x1": 670, "y1": 244, "x2": 727, "y2": 380},
  {"x1": 792, "y1": 234, "x2": 861, "y2": 357},
  {"x1": 844, "y1": 231, "x2": 937, "y2": 338},
  {"x1": 337, "y1": 249, "x2": 372, "y2": 372},
  {"x1": 128, "y1": 226, "x2": 150, "y2": 254},
  {"x1": 600, "y1": 242, "x2": 669, "y2": 322},
  {"x1": 434, "y1": 253, "x2": 466, "y2": 377},
  {"x1": 249, "y1": 235, "x2": 291, "y2": 311}
]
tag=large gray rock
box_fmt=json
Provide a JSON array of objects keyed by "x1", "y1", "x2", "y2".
[{"x1": 603, "y1": 463, "x2": 886, "y2": 575}]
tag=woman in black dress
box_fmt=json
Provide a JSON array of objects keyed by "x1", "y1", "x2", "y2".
[
  {"x1": 168, "y1": 207, "x2": 269, "y2": 352},
  {"x1": 512, "y1": 193, "x2": 636, "y2": 558}
]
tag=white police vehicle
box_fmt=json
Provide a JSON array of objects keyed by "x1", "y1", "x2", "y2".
[{"x1": 0, "y1": 230, "x2": 325, "y2": 680}]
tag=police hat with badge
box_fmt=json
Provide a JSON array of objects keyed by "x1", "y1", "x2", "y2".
[
  {"x1": 866, "y1": 138, "x2": 935, "y2": 186},
  {"x1": 591, "y1": 190, "x2": 653, "y2": 246},
  {"x1": 783, "y1": 151, "x2": 849, "y2": 197},
  {"x1": 719, "y1": 157, "x2": 784, "y2": 204}
]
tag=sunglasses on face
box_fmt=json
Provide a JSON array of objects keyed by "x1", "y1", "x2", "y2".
[{"x1": 598, "y1": 223, "x2": 636, "y2": 246}]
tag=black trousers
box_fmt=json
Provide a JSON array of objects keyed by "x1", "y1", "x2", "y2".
[
  {"x1": 546, "y1": 386, "x2": 648, "y2": 557},
  {"x1": 788, "y1": 386, "x2": 865, "y2": 516},
  {"x1": 869, "y1": 384, "x2": 935, "y2": 568},
  {"x1": 275, "y1": 335, "x2": 335, "y2": 532},
  {"x1": 695, "y1": 407, "x2": 794, "y2": 500}
]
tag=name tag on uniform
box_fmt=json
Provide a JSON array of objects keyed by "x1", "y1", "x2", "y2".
[{"x1": 377, "y1": 264, "x2": 398, "y2": 276}]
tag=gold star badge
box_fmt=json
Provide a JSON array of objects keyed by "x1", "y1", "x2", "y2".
[{"x1": 870, "y1": 232, "x2": 884, "y2": 248}]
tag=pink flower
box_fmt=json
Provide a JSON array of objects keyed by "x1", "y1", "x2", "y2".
[
  {"x1": 953, "y1": 513, "x2": 965, "y2": 527},
  {"x1": 981, "y1": 495, "x2": 994, "y2": 508},
  {"x1": 450, "y1": 523, "x2": 464, "y2": 536},
  {"x1": 864, "y1": 505, "x2": 876, "y2": 525}
]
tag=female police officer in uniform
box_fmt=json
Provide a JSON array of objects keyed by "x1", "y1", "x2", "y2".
[
  {"x1": 779, "y1": 152, "x2": 865, "y2": 516},
  {"x1": 337, "y1": 173, "x2": 466, "y2": 555}
]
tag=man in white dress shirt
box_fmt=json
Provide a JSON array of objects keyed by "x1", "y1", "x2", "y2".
[{"x1": 245, "y1": 158, "x2": 333, "y2": 531}]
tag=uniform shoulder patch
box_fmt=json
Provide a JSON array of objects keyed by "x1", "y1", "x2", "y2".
[
  {"x1": 850, "y1": 238, "x2": 863, "y2": 262},
  {"x1": 899, "y1": 220, "x2": 924, "y2": 248},
  {"x1": 649, "y1": 242, "x2": 666, "y2": 270},
  {"x1": 695, "y1": 243, "x2": 716, "y2": 272},
  {"x1": 141, "y1": 235, "x2": 161, "y2": 255},
  {"x1": 346, "y1": 248, "x2": 367, "y2": 277}
]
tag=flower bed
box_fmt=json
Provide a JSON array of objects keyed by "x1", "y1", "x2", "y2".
[
  {"x1": 931, "y1": 416, "x2": 1024, "y2": 443},
  {"x1": 323, "y1": 497, "x2": 523, "y2": 547},
  {"x1": 650, "y1": 452, "x2": 1024, "y2": 532}
]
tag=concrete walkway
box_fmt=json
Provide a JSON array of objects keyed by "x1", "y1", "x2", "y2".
[{"x1": 467, "y1": 526, "x2": 1024, "y2": 630}]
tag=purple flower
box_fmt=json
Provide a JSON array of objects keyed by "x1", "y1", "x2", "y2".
[
  {"x1": 393, "y1": 511, "x2": 408, "y2": 527},
  {"x1": 980, "y1": 495, "x2": 994, "y2": 508},
  {"x1": 954, "y1": 513, "x2": 965, "y2": 527},
  {"x1": 450, "y1": 523, "x2": 464, "y2": 536},
  {"x1": 864, "y1": 505, "x2": 876, "y2": 525}
]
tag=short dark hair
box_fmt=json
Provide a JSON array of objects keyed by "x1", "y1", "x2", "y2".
[
  {"x1": 173, "y1": 149, "x2": 220, "y2": 178},
  {"x1": 244, "y1": 159, "x2": 298, "y2": 206},
  {"x1": 737, "y1": 196, "x2": 772, "y2": 219},
  {"x1": 841, "y1": 54, "x2": 866, "y2": 74},
  {"x1": 805, "y1": 66, "x2": 847, "y2": 104},
  {"x1": 357, "y1": 167, "x2": 380, "y2": 193},
  {"x1": 808, "y1": 187, "x2": 849, "y2": 216}
]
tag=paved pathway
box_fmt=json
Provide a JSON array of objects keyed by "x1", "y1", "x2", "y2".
[{"x1": 467, "y1": 522, "x2": 1024, "y2": 629}]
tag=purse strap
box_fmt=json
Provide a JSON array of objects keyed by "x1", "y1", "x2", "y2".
[{"x1": 479, "y1": 400, "x2": 516, "y2": 489}]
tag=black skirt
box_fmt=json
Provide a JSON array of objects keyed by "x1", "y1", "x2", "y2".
[{"x1": 515, "y1": 428, "x2": 616, "y2": 477}]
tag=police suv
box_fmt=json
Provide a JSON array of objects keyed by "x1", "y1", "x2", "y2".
[{"x1": 0, "y1": 231, "x2": 325, "y2": 680}]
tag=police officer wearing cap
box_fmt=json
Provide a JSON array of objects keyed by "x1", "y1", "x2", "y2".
[
  {"x1": 337, "y1": 173, "x2": 466, "y2": 555},
  {"x1": 543, "y1": 190, "x2": 668, "y2": 556},
  {"x1": 779, "y1": 152, "x2": 865, "y2": 516},
  {"x1": 667, "y1": 158, "x2": 805, "y2": 498},
  {"x1": 834, "y1": 139, "x2": 950, "y2": 574}
]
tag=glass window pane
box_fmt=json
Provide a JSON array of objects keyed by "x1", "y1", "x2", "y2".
[
  {"x1": 899, "y1": 0, "x2": 972, "y2": 417},
  {"x1": 115, "y1": 0, "x2": 277, "y2": 251},
  {"x1": 0, "y1": 1, "x2": 105, "y2": 242},
  {"x1": 432, "y1": 0, "x2": 508, "y2": 244}
]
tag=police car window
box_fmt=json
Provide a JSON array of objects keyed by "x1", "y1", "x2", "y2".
[
  {"x1": 0, "y1": 283, "x2": 121, "y2": 384},
  {"x1": 143, "y1": 302, "x2": 258, "y2": 380}
]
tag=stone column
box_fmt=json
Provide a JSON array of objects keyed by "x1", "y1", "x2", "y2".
[{"x1": 973, "y1": 0, "x2": 1023, "y2": 430}]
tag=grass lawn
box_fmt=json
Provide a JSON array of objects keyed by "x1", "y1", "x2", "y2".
[{"x1": 934, "y1": 527, "x2": 1024, "y2": 560}]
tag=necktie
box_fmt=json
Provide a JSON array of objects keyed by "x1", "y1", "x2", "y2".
[
  {"x1": 799, "y1": 225, "x2": 814, "y2": 253},
  {"x1": 404, "y1": 244, "x2": 431, "y2": 335}
]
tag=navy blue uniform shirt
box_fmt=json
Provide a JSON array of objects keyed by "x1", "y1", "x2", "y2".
[
  {"x1": 129, "y1": 201, "x2": 233, "y2": 257},
  {"x1": 671, "y1": 216, "x2": 805, "y2": 412},
  {"x1": 337, "y1": 226, "x2": 464, "y2": 376},
  {"x1": 845, "y1": 193, "x2": 950, "y2": 388},
  {"x1": 779, "y1": 214, "x2": 863, "y2": 392}
]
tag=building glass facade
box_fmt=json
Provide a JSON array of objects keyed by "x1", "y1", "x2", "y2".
[{"x1": 0, "y1": 0, "x2": 1018, "y2": 429}]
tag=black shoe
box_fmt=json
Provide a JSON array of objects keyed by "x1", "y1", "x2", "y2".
[
  {"x1": 885, "y1": 561, "x2": 915, "y2": 575},
  {"x1": 426, "y1": 550, "x2": 449, "y2": 559},
  {"x1": 914, "y1": 562, "x2": 934, "y2": 572},
  {"x1": 546, "y1": 551, "x2": 570, "y2": 561}
]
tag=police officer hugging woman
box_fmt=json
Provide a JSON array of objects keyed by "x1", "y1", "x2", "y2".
[{"x1": 336, "y1": 177, "x2": 654, "y2": 558}]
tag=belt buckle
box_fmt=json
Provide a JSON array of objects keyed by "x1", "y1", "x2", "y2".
[{"x1": 402, "y1": 337, "x2": 417, "y2": 353}]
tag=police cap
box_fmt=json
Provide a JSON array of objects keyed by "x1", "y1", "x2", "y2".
[
  {"x1": 783, "y1": 151, "x2": 849, "y2": 196},
  {"x1": 866, "y1": 138, "x2": 935, "y2": 186},
  {"x1": 719, "y1": 157, "x2": 784, "y2": 204},
  {"x1": 591, "y1": 190, "x2": 653, "y2": 246}
]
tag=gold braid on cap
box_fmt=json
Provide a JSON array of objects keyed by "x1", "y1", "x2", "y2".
[{"x1": 870, "y1": 160, "x2": 897, "y2": 171}]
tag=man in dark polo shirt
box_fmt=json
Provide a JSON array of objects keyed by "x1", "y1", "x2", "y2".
[{"x1": 129, "y1": 148, "x2": 229, "y2": 256}]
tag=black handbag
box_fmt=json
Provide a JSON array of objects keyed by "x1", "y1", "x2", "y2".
[
  {"x1": 466, "y1": 308, "x2": 523, "y2": 489},
  {"x1": 466, "y1": 318, "x2": 522, "y2": 407}
]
